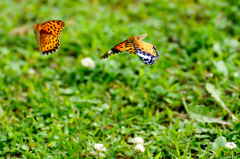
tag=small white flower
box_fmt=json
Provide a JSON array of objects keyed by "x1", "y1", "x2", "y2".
[
  {"x1": 81, "y1": 57, "x2": 95, "y2": 68},
  {"x1": 94, "y1": 143, "x2": 106, "y2": 152},
  {"x1": 134, "y1": 144, "x2": 145, "y2": 153},
  {"x1": 225, "y1": 142, "x2": 237, "y2": 149},
  {"x1": 132, "y1": 137, "x2": 144, "y2": 145}
]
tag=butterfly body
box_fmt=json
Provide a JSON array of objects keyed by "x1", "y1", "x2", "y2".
[
  {"x1": 33, "y1": 20, "x2": 65, "y2": 55},
  {"x1": 101, "y1": 33, "x2": 159, "y2": 65}
]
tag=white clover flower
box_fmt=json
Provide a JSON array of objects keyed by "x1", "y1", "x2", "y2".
[
  {"x1": 225, "y1": 142, "x2": 237, "y2": 149},
  {"x1": 134, "y1": 144, "x2": 145, "y2": 153},
  {"x1": 94, "y1": 143, "x2": 106, "y2": 152},
  {"x1": 81, "y1": 57, "x2": 95, "y2": 68},
  {"x1": 132, "y1": 137, "x2": 144, "y2": 145}
]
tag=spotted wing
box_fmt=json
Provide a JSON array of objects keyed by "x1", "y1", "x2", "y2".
[
  {"x1": 39, "y1": 20, "x2": 65, "y2": 55},
  {"x1": 41, "y1": 20, "x2": 65, "y2": 37},
  {"x1": 39, "y1": 30, "x2": 60, "y2": 55},
  {"x1": 100, "y1": 40, "x2": 127, "y2": 59},
  {"x1": 125, "y1": 42, "x2": 136, "y2": 54},
  {"x1": 133, "y1": 40, "x2": 159, "y2": 65}
]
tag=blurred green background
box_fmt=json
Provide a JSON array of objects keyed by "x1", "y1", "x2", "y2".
[{"x1": 1, "y1": 0, "x2": 240, "y2": 158}]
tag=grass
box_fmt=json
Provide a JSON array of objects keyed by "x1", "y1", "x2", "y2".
[{"x1": 1, "y1": 0, "x2": 240, "y2": 158}]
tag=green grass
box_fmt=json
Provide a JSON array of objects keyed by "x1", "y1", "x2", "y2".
[{"x1": 1, "y1": 0, "x2": 240, "y2": 158}]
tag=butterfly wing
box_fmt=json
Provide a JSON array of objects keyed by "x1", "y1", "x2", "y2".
[
  {"x1": 125, "y1": 41, "x2": 136, "y2": 54},
  {"x1": 101, "y1": 40, "x2": 127, "y2": 59},
  {"x1": 34, "y1": 20, "x2": 65, "y2": 55},
  {"x1": 137, "y1": 33, "x2": 147, "y2": 41},
  {"x1": 133, "y1": 40, "x2": 159, "y2": 65},
  {"x1": 39, "y1": 30, "x2": 60, "y2": 55},
  {"x1": 33, "y1": 24, "x2": 41, "y2": 50},
  {"x1": 41, "y1": 20, "x2": 65, "y2": 37}
]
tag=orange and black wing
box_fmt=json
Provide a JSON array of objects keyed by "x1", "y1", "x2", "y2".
[
  {"x1": 41, "y1": 20, "x2": 65, "y2": 37},
  {"x1": 100, "y1": 40, "x2": 127, "y2": 59},
  {"x1": 39, "y1": 30, "x2": 60, "y2": 55},
  {"x1": 133, "y1": 40, "x2": 159, "y2": 65},
  {"x1": 38, "y1": 20, "x2": 65, "y2": 55},
  {"x1": 125, "y1": 42, "x2": 136, "y2": 54}
]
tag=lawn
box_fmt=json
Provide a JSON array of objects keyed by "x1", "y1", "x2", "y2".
[{"x1": 1, "y1": 0, "x2": 240, "y2": 158}]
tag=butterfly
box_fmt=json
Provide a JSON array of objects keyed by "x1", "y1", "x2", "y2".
[
  {"x1": 33, "y1": 20, "x2": 65, "y2": 55},
  {"x1": 100, "y1": 33, "x2": 159, "y2": 65}
]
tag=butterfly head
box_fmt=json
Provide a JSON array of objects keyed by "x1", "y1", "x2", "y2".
[
  {"x1": 127, "y1": 33, "x2": 147, "y2": 43},
  {"x1": 127, "y1": 36, "x2": 137, "y2": 43}
]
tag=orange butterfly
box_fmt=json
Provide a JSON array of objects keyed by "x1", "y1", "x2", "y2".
[
  {"x1": 101, "y1": 33, "x2": 159, "y2": 65},
  {"x1": 33, "y1": 20, "x2": 65, "y2": 55}
]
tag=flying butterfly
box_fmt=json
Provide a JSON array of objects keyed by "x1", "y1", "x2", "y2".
[
  {"x1": 100, "y1": 33, "x2": 159, "y2": 65},
  {"x1": 33, "y1": 20, "x2": 65, "y2": 55}
]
